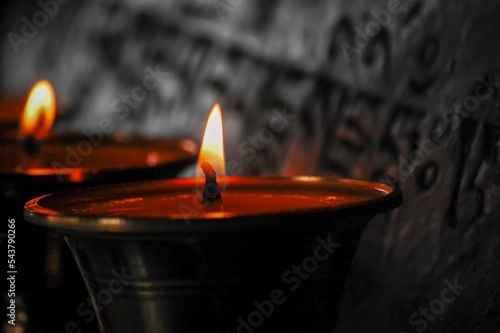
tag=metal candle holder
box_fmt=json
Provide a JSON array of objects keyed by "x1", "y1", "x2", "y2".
[
  {"x1": 1, "y1": 135, "x2": 196, "y2": 332},
  {"x1": 24, "y1": 177, "x2": 401, "y2": 333}
]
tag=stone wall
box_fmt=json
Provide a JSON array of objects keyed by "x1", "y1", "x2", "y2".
[{"x1": 1, "y1": 0, "x2": 500, "y2": 332}]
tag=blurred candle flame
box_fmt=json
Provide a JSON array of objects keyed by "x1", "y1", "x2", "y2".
[
  {"x1": 19, "y1": 80, "x2": 56, "y2": 140},
  {"x1": 196, "y1": 103, "x2": 225, "y2": 178}
]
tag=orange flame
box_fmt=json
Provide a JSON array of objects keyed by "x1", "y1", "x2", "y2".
[
  {"x1": 19, "y1": 80, "x2": 56, "y2": 140},
  {"x1": 196, "y1": 103, "x2": 225, "y2": 178}
]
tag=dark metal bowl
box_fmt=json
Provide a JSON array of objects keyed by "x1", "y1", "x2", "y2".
[
  {"x1": 1, "y1": 135, "x2": 197, "y2": 332},
  {"x1": 24, "y1": 177, "x2": 401, "y2": 333}
]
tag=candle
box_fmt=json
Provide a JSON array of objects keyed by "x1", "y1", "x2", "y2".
[
  {"x1": 1, "y1": 135, "x2": 197, "y2": 182},
  {"x1": 23, "y1": 103, "x2": 397, "y2": 222},
  {"x1": 24, "y1": 104, "x2": 402, "y2": 333},
  {"x1": 0, "y1": 80, "x2": 197, "y2": 182},
  {"x1": 3, "y1": 81, "x2": 197, "y2": 333},
  {"x1": 27, "y1": 176, "x2": 398, "y2": 222}
]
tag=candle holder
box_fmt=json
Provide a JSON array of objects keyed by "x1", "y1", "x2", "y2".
[
  {"x1": 1, "y1": 134, "x2": 197, "y2": 332},
  {"x1": 25, "y1": 176, "x2": 401, "y2": 333}
]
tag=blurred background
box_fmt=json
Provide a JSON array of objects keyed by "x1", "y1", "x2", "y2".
[{"x1": 1, "y1": 0, "x2": 500, "y2": 332}]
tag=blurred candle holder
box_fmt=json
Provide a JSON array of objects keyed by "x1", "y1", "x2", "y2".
[{"x1": 1, "y1": 80, "x2": 198, "y2": 332}]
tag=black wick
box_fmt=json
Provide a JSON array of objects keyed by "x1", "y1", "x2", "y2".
[
  {"x1": 200, "y1": 161, "x2": 222, "y2": 205},
  {"x1": 19, "y1": 109, "x2": 46, "y2": 155},
  {"x1": 19, "y1": 135, "x2": 40, "y2": 155}
]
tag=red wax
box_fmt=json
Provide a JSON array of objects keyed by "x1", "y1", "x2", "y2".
[
  {"x1": 71, "y1": 192, "x2": 344, "y2": 218},
  {"x1": 25, "y1": 177, "x2": 400, "y2": 231},
  {"x1": 0, "y1": 135, "x2": 197, "y2": 180}
]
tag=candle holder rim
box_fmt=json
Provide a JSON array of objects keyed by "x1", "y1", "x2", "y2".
[
  {"x1": 0, "y1": 155, "x2": 196, "y2": 182},
  {"x1": 0, "y1": 135, "x2": 198, "y2": 182},
  {"x1": 24, "y1": 176, "x2": 402, "y2": 234}
]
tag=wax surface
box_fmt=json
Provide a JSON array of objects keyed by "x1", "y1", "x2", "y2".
[
  {"x1": 70, "y1": 193, "x2": 346, "y2": 218},
  {"x1": 0, "y1": 136, "x2": 197, "y2": 176},
  {"x1": 25, "y1": 177, "x2": 397, "y2": 223}
]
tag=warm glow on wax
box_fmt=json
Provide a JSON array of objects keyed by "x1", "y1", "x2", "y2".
[
  {"x1": 196, "y1": 103, "x2": 225, "y2": 178},
  {"x1": 19, "y1": 80, "x2": 56, "y2": 140}
]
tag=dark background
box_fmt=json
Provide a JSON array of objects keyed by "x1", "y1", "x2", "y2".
[{"x1": 1, "y1": 0, "x2": 500, "y2": 332}]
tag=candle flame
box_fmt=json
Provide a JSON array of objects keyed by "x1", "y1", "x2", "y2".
[
  {"x1": 197, "y1": 103, "x2": 225, "y2": 178},
  {"x1": 19, "y1": 80, "x2": 56, "y2": 140}
]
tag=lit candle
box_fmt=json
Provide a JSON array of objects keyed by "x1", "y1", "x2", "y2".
[
  {"x1": 19, "y1": 80, "x2": 56, "y2": 142},
  {"x1": 0, "y1": 80, "x2": 197, "y2": 182},
  {"x1": 1, "y1": 81, "x2": 197, "y2": 333},
  {"x1": 24, "y1": 104, "x2": 402, "y2": 333}
]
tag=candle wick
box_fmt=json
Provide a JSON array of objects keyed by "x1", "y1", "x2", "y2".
[
  {"x1": 19, "y1": 135, "x2": 40, "y2": 155},
  {"x1": 200, "y1": 161, "x2": 222, "y2": 205}
]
